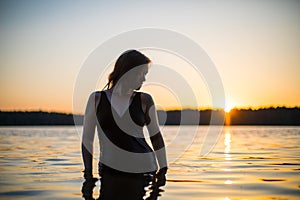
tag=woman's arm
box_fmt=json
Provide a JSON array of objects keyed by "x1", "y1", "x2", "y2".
[
  {"x1": 141, "y1": 93, "x2": 168, "y2": 171},
  {"x1": 81, "y1": 92, "x2": 97, "y2": 179}
]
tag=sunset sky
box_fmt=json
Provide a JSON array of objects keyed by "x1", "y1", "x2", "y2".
[{"x1": 0, "y1": 0, "x2": 299, "y2": 114}]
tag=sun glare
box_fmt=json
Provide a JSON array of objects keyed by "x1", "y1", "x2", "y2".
[{"x1": 225, "y1": 102, "x2": 234, "y2": 113}]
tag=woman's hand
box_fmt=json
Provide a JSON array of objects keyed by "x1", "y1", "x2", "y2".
[
  {"x1": 81, "y1": 176, "x2": 98, "y2": 200},
  {"x1": 155, "y1": 167, "x2": 168, "y2": 186},
  {"x1": 83, "y1": 169, "x2": 93, "y2": 180}
]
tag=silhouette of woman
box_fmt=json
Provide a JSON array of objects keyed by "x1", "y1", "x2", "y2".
[{"x1": 81, "y1": 50, "x2": 168, "y2": 199}]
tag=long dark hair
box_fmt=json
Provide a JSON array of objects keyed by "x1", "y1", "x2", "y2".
[{"x1": 106, "y1": 50, "x2": 151, "y2": 89}]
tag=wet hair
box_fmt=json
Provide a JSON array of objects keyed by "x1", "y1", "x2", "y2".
[{"x1": 106, "y1": 50, "x2": 151, "y2": 89}]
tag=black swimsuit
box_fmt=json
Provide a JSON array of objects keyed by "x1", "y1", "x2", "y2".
[{"x1": 95, "y1": 91, "x2": 157, "y2": 175}]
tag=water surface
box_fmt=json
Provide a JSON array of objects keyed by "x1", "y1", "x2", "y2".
[{"x1": 0, "y1": 126, "x2": 299, "y2": 199}]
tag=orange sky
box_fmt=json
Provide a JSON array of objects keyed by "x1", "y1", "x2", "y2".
[{"x1": 0, "y1": 1, "x2": 299, "y2": 114}]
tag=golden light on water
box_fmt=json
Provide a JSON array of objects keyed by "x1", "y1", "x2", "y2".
[
  {"x1": 224, "y1": 132, "x2": 231, "y2": 153},
  {"x1": 223, "y1": 129, "x2": 233, "y2": 187},
  {"x1": 224, "y1": 180, "x2": 233, "y2": 185},
  {"x1": 224, "y1": 131, "x2": 232, "y2": 160}
]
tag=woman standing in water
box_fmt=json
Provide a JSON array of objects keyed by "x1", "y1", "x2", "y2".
[{"x1": 81, "y1": 50, "x2": 168, "y2": 199}]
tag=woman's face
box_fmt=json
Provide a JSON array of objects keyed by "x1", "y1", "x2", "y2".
[
  {"x1": 136, "y1": 65, "x2": 149, "y2": 89},
  {"x1": 121, "y1": 64, "x2": 149, "y2": 91},
  {"x1": 133, "y1": 64, "x2": 149, "y2": 90}
]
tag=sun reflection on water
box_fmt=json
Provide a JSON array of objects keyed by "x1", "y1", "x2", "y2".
[
  {"x1": 224, "y1": 131, "x2": 231, "y2": 160},
  {"x1": 224, "y1": 180, "x2": 233, "y2": 185},
  {"x1": 223, "y1": 129, "x2": 233, "y2": 187}
]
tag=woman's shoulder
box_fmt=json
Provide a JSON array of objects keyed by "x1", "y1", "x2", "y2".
[
  {"x1": 139, "y1": 91, "x2": 152, "y2": 99},
  {"x1": 139, "y1": 92, "x2": 154, "y2": 105},
  {"x1": 89, "y1": 90, "x2": 102, "y2": 97},
  {"x1": 86, "y1": 91, "x2": 103, "y2": 109},
  {"x1": 87, "y1": 91, "x2": 103, "y2": 102}
]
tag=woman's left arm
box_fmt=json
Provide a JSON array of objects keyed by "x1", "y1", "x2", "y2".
[{"x1": 142, "y1": 93, "x2": 168, "y2": 172}]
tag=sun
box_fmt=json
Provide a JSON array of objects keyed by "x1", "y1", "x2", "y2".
[{"x1": 225, "y1": 102, "x2": 234, "y2": 113}]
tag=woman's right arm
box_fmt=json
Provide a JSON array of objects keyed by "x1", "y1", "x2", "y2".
[{"x1": 81, "y1": 92, "x2": 97, "y2": 179}]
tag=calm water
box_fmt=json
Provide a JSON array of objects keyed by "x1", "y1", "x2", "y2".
[{"x1": 0, "y1": 126, "x2": 299, "y2": 200}]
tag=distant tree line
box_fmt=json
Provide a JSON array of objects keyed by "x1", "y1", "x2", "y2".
[
  {"x1": 0, "y1": 111, "x2": 83, "y2": 126},
  {"x1": 0, "y1": 107, "x2": 299, "y2": 126},
  {"x1": 229, "y1": 107, "x2": 300, "y2": 125},
  {"x1": 157, "y1": 109, "x2": 225, "y2": 125}
]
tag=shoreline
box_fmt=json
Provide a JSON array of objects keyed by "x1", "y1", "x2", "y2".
[{"x1": 1, "y1": 107, "x2": 300, "y2": 126}]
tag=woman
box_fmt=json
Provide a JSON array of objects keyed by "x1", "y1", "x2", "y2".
[{"x1": 81, "y1": 50, "x2": 168, "y2": 190}]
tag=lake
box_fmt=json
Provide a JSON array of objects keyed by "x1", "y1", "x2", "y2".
[{"x1": 0, "y1": 126, "x2": 299, "y2": 199}]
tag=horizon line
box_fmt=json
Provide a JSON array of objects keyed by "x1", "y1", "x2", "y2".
[{"x1": 1, "y1": 105, "x2": 300, "y2": 115}]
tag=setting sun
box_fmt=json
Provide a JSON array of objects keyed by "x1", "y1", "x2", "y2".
[{"x1": 225, "y1": 102, "x2": 234, "y2": 113}]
